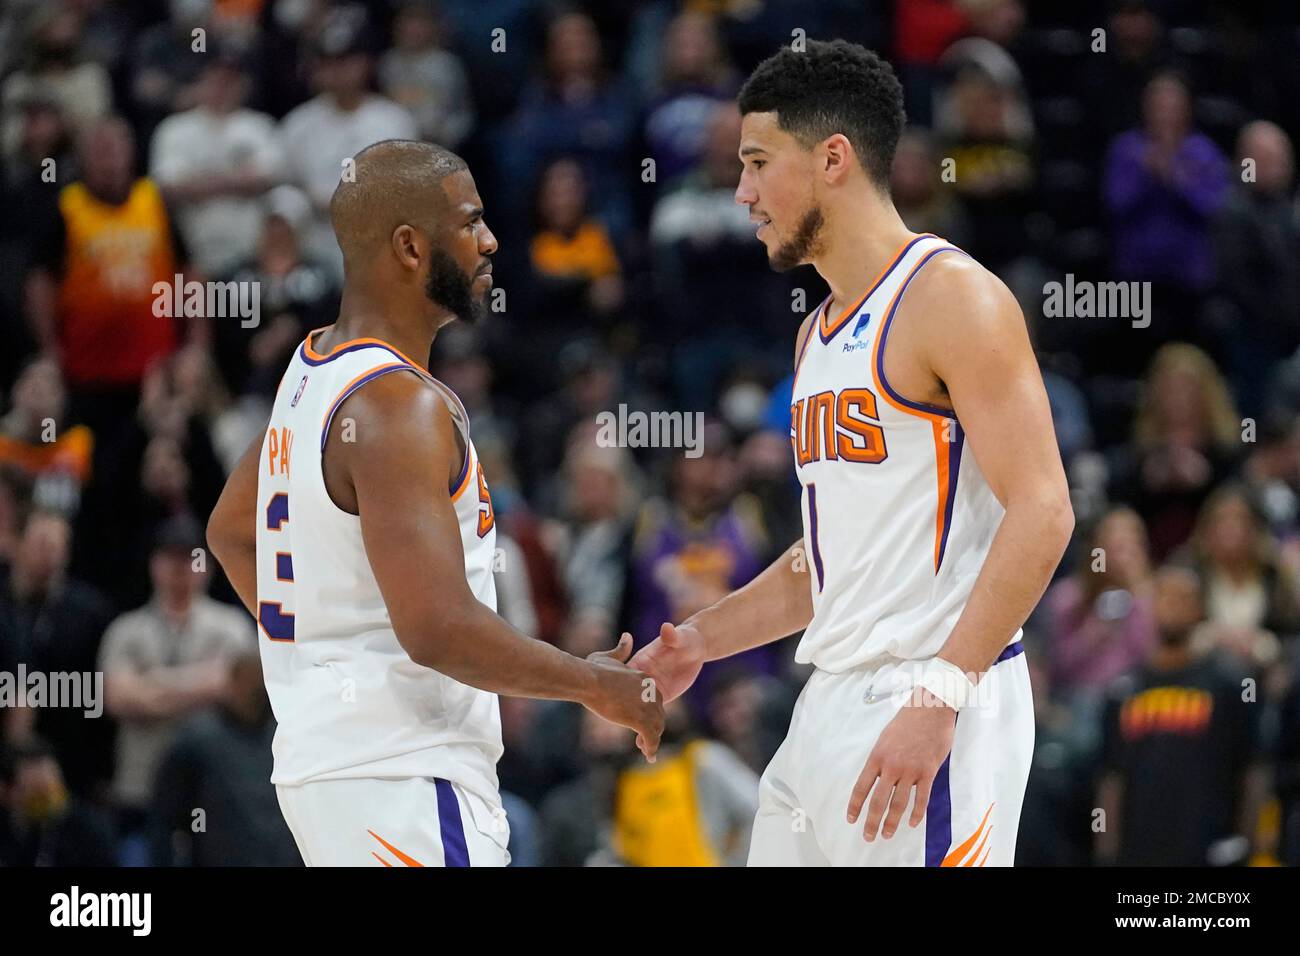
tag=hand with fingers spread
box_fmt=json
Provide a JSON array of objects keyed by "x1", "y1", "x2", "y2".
[
  {"x1": 846, "y1": 688, "x2": 957, "y2": 842},
  {"x1": 627, "y1": 621, "x2": 706, "y2": 704},
  {"x1": 583, "y1": 634, "x2": 665, "y2": 762}
]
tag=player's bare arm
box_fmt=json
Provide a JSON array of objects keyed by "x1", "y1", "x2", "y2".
[
  {"x1": 847, "y1": 252, "x2": 1073, "y2": 841},
  {"x1": 629, "y1": 313, "x2": 819, "y2": 699},
  {"x1": 208, "y1": 431, "x2": 263, "y2": 616},
  {"x1": 341, "y1": 369, "x2": 663, "y2": 756}
]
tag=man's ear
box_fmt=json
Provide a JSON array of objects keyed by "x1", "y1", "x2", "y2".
[
  {"x1": 822, "y1": 133, "x2": 855, "y2": 183},
  {"x1": 391, "y1": 224, "x2": 423, "y2": 272}
]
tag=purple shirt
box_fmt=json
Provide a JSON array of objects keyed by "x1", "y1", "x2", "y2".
[
  {"x1": 1103, "y1": 129, "x2": 1229, "y2": 290},
  {"x1": 630, "y1": 500, "x2": 770, "y2": 707},
  {"x1": 1046, "y1": 577, "x2": 1158, "y2": 696}
]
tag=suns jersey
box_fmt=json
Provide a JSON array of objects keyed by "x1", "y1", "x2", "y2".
[
  {"x1": 790, "y1": 233, "x2": 1017, "y2": 673},
  {"x1": 254, "y1": 330, "x2": 502, "y2": 804}
]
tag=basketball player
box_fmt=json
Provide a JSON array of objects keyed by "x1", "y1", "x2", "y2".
[
  {"x1": 207, "y1": 140, "x2": 663, "y2": 867},
  {"x1": 630, "y1": 41, "x2": 1074, "y2": 866}
]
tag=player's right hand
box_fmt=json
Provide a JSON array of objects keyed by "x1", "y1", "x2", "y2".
[
  {"x1": 584, "y1": 634, "x2": 665, "y2": 762},
  {"x1": 628, "y1": 621, "x2": 706, "y2": 704}
]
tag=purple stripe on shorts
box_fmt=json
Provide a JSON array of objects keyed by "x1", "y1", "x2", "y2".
[
  {"x1": 435, "y1": 778, "x2": 470, "y2": 867},
  {"x1": 925, "y1": 751, "x2": 953, "y2": 866}
]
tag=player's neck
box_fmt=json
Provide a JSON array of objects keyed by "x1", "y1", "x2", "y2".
[
  {"x1": 332, "y1": 282, "x2": 439, "y2": 370},
  {"x1": 813, "y1": 198, "x2": 915, "y2": 316}
]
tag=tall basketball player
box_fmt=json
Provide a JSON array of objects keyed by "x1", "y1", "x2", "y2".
[
  {"x1": 207, "y1": 140, "x2": 663, "y2": 867},
  {"x1": 630, "y1": 41, "x2": 1074, "y2": 866}
]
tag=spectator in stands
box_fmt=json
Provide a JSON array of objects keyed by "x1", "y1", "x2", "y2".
[
  {"x1": 149, "y1": 47, "x2": 283, "y2": 278},
  {"x1": 127, "y1": 0, "x2": 213, "y2": 141},
  {"x1": 0, "y1": 735, "x2": 115, "y2": 866},
  {"x1": 504, "y1": 10, "x2": 637, "y2": 241},
  {"x1": 608, "y1": 697, "x2": 759, "y2": 867},
  {"x1": 935, "y1": 57, "x2": 1035, "y2": 271},
  {"x1": 529, "y1": 157, "x2": 625, "y2": 327},
  {"x1": 733, "y1": 418, "x2": 802, "y2": 555},
  {"x1": 1103, "y1": 71, "x2": 1230, "y2": 350},
  {"x1": 649, "y1": 103, "x2": 793, "y2": 404},
  {"x1": 378, "y1": 1, "x2": 475, "y2": 148},
  {"x1": 1108, "y1": 344, "x2": 1243, "y2": 560},
  {"x1": 544, "y1": 434, "x2": 641, "y2": 622},
  {"x1": 99, "y1": 514, "x2": 255, "y2": 865},
  {"x1": 1213, "y1": 120, "x2": 1300, "y2": 418},
  {"x1": 219, "y1": 187, "x2": 336, "y2": 406},
  {"x1": 279, "y1": 6, "x2": 417, "y2": 280},
  {"x1": 25, "y1": 115, "x2": 193, "y2": 589},
  {"x1": 629, "y1": 422, "x2": 770, "y2": 713},
  {"x1": 1081, "y1": 0, "x2": 1168, "y2": 146},
  {"x1": 0, "y1": 90, "x2": 73, "y2": 389},
  {"x1": 0, "y1": 3, "x2": 111, "y2": 162},
  {"x1": 643, "y1": 10, "x2": 738, "y2": 187},
  {"x1": 150, "y1": 652, "x2": 300, "y2": 866},
  {"x1": 27, "y1": 116, "x2": 189, "y2": 416},
  {"x1": 0, "y1": 509, "x2": 114, "y2": 797},
  {"x1": 1042, "y1": 506, "x2": 1158, "y2": 701},
  {"x1": 0, "y1": 357, "x2": 92, "y2": 516},
  {"x1": 101, "y1": 347, "x2": 229, "y2": 607},
  {"x1": 1095, "y1": 564, "x2": 1268, "y2": 866},
  {"x1": 538, "y1": 700, "x2": 758, "y2": 866},
  {"x1": 649, "y1": 104, "x2": 753, "y2": 250},
  {"x1": 890, "y1": 128, "x2": 971, "y2": 247},
  {"x1": 703, "y1": 668, "x2": 793, "y2": 776},
  {"x1": 1242, "y1": 413, "x2": 1300, "y2": 543},
  {"x1": 1182, "y1": 485, "x2": 1299, "y2": 668}
]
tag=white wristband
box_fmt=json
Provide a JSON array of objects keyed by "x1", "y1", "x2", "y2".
[{"x1": 914, "y1": 657, "x2": 977, "y2": 711}]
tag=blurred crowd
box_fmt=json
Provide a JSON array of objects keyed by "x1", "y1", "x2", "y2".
[{"x1": 1, "y1": 0, "x2": 1299, "y2": 867}]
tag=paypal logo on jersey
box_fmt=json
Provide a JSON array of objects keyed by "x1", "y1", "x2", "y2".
[{"x1": 842, "y1": 313, "x2": 872, "y2": 352}]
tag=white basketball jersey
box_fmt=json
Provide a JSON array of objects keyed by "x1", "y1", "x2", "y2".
[
  {"x1": 790, "y1": 233, "x2": 1016, "y2": 672},
  {"x1": 254, "y1": 329, "x2": 502, "y2": 804}
]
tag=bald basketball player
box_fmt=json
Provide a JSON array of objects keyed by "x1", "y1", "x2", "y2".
[{"x1": 207, "y1": 140, "x2": 663, "y2": 867}]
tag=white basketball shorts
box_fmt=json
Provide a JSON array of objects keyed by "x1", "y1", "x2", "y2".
[
  {"x1": 276, "y1": 775, "x2": 511, "y2": 867},
  {"x1": 748, "y1": 641, "x2": 1034, "y2": 866}
]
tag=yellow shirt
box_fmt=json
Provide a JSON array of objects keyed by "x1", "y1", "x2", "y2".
[{"x1": 530, "y1": 220, "x2": 620, "y2": 281}]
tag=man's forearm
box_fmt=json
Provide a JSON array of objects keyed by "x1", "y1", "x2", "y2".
[
  {"x1": 412, "y1": 599, "x2": 603, "y2": 704},
  {"x1": 213, "y1": 541, "x2": 257, "y2": 616},
  {"x1": 938, "y1": 497, "x2": 1073, "y2": 676},
  {"x1": 682, "y1": 538, "x2": 814, "y2": 661}
]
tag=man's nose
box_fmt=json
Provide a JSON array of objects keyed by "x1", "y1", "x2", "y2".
[{"x1": 735, "y1": 172, "x2": 756, "y2": 206}]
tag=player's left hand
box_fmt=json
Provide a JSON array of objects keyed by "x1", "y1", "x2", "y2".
[{"x1": 846, "y1": 690, "x2": 957, "y2": 842}]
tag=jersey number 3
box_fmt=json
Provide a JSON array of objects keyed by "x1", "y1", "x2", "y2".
[{"x1": 259, "y1": 492, "x2": 296, "y2": 642}]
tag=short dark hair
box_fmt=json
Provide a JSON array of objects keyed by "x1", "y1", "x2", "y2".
[{"x1": 738, "y1": 39, "x2": 906, "y2": 189}]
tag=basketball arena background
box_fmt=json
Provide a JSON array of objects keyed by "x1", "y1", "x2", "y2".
[{"x1": 0, "y1": 0, "x2": 1297, "y2": 868}]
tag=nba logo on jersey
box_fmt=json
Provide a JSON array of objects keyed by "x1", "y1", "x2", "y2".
[{"x1": 290, "y1": 375, "x2": 309, "y2": 408}]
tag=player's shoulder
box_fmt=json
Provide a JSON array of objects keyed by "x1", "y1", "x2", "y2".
[
  {"x1": 335, "y1": 364, "x2": 450, "y2": 435},
  {"x1": 909, "y1": 246, "x2": 1013, "y2": 308},
  {"x1": 902, "y1": 245, "x2": 1023, "y2": 338}
]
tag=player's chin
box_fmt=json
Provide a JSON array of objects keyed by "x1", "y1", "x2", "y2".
[{"x1": 767, "y1": 248, "x2": 800, "y2": 273}]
